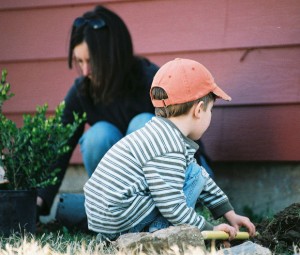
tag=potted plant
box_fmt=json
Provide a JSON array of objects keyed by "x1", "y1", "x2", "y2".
[{"x1": 0, "y1": 69, "x2": 85, "y2": 236}]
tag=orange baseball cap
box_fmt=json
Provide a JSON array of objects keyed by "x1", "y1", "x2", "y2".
[{"x1": 150, "y1": 58, "x2": 231, "y2": 107}]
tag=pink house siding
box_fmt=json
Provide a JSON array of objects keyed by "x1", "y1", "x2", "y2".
[{"x1": 1, "y1": 0, "x2": 299, "y2": 163}]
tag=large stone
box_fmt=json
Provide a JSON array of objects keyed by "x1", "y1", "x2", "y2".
[
  {"x1": 217, "y1": 241, "x2": 272, "y2": 255},
  {"x1": 116, "y1": 225, "x2": 206, "y2": 254}
]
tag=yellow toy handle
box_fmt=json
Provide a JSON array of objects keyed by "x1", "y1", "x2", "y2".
[{"x1": 201, "y1": 231, "x2": 250, "y2": 240}]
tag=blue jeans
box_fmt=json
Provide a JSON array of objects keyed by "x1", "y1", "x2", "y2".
[
  {"x1": 79, "y1": 113, "x2": 154, "y2": 177},
  {"x1": 97, "y1": 162, "x2": 209, "y2": 241}
]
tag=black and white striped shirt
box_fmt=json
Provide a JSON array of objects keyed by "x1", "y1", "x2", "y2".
[{"x1": 84, "y1": 117, "x2": 233, "y2": 234}]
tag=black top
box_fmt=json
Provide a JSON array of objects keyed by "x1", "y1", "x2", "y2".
[{"x1": 38, "y1": 58, "x2": 159, "y2": 213}]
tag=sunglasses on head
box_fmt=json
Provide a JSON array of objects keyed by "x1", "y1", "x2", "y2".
[{"x1": 73, "y1": 17, "x2": 106, "y2": 29}]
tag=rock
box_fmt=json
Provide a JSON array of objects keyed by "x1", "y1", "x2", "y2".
[
  {"x1": 115, "y1": 226, "x2": 272, "y2": 255},
  {"x1": 217, "y1": 241, "x2": 272, "y2": 255},
  {"x1": 116, "y1": 225, "x2": 206, "y2": 254}
]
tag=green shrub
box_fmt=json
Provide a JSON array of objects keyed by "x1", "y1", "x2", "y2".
[{"x1": 0, "y1": 69, "x2": 85, "y2": 190}]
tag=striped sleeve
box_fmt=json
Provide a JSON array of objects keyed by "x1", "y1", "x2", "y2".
[
  {"x1": 143, "y1": 153, "x2": 211, "y2": 230},
  {"x1": 199, "y1": 177, "x2": 233, "y2": 219}
]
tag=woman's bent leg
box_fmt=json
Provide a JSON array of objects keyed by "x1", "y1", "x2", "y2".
[
  {"x1": 79, "y1": 121, "x2": 123, "y2": 177},
  {"x1": 58, "y1": 122, "x2": 123, "y2": 231},
  {"x1": 126, "y1": 113, "x2": 154, "y2": 135}
]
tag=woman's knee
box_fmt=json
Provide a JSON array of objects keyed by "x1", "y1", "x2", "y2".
[
  {"x1": 80, "y1": 121, "x2": 123, "y2": 150},
  {"x1": 79, "y1": 122, "x2": 123, "y2": 175},
  {"x1": 126, "y1": 113, "x2": 154, "y2": 135}
]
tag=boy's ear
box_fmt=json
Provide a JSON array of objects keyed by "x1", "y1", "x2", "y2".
[{"x1": 194, "y1": 101, "x2": 204, "y2": 118}]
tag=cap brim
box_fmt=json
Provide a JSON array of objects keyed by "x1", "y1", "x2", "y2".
[{"x1": 212, "y1": 84, "x2": 232, "y2": 101}]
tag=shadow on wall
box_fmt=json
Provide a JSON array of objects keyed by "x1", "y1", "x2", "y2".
[{"x1": 213, "y1": 161, "x2": 300, "y2": 218}]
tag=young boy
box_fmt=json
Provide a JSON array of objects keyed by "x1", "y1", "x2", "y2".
[{"x1": 84, "y1": 58, "x2": 256, "y2": 241}]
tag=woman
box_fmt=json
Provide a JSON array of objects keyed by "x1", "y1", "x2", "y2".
[{"x1": 37, "y1": 6, "x2": 158, "y2": 225}]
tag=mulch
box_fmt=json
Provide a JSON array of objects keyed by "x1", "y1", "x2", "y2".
[{"x1": 253, "y1": 203, "x2": 300, "y2": 254}]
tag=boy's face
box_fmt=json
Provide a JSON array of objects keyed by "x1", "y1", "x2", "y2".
[{"x1": 189, "y1": 100, "x2": 214, "y2": 141}]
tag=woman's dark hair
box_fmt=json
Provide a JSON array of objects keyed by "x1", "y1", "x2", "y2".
[{"x1": 68, "y1": 5, "x2": 143, "y2": 103}]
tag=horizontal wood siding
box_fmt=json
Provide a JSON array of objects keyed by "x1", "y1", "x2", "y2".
[
  {"x1": 1, "y1": 1, "x2": 300, "y2": 61},
  {"x1": 0, "y1": 0, "x2": 299, "y2": 162}
]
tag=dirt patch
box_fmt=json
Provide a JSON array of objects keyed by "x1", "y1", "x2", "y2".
[{"x1": 254, "y1": 203, "x2": 300, "y2": 254}]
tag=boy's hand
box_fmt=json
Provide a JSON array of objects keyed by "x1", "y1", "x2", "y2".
[
  {"x1": 224, "y1": 210, "x2": 256, "y2": 237},
  {"x1": 213, "y1": 223, "x2": 237, "y2": 240}
]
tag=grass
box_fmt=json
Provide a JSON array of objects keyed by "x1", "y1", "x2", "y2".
[
  {"x1": 0, "y1": 231, "x2": 212, "y2": 255},
  {"x1": 0, "y1": 230, "x2": 115, "y2": 255},
  {"x1": 1, "y1": 227, "x2": 299, "y2": 255},
  {"x1": 0, "y1": 206, "x2": 218, "y2": 255},
  {"x1": 0, "y1": 219, "x2": 227, "y2": 255},
  {"x1": 1, "y1": 206, "x2": 298, "y2": 255}
]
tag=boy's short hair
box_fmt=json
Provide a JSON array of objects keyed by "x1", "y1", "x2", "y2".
[
  {"x1": 152, "y1": 87, "x2": 216, "y2": 117},
  {"x1": 150, "y1": 58, "x2": 231, "y2": 112}
]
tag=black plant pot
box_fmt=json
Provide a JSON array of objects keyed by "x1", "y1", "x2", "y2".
[{"x1": 0, "y1": 189, "x2": 37, "y2": 237}]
